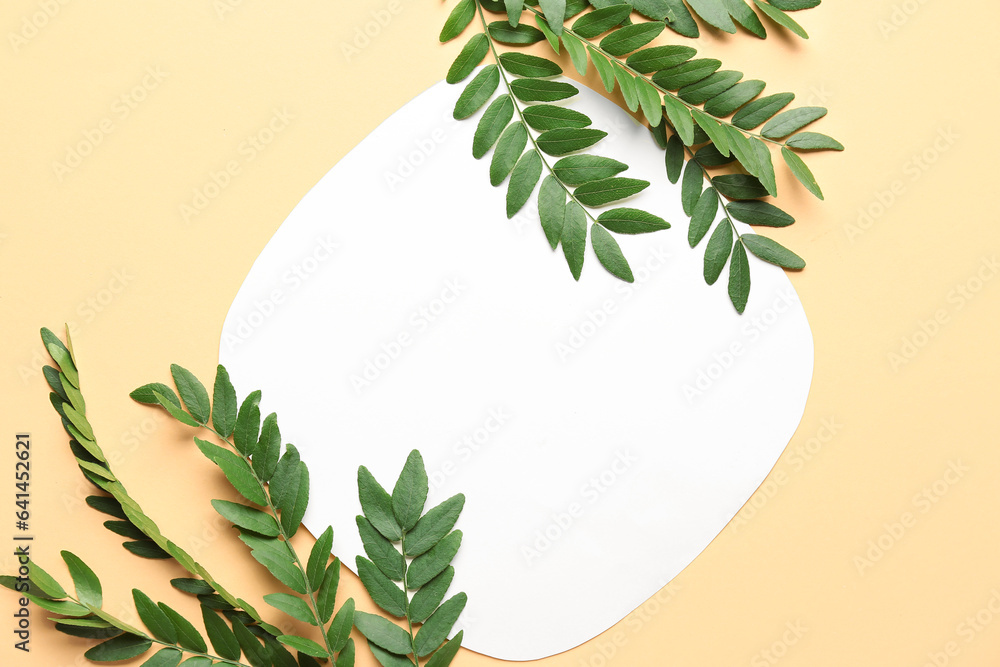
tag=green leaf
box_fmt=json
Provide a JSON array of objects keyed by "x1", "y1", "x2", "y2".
[
  {"x1": 770, "y1": 0, "x2": 821, "y2": 9},
  {"x1": 336, "y1": 639, "x2": 356, "y2": 667},
  {"x1": 490, "y1": 121, "x2": 529, "y2": 186},
  {"x1": 122, "y1": 540, "x2": 171, "y2": 559},
  {"x1": 572, "y1": 4, "x2": 632, "y2": 37},
  {"x1": 597, "y1": 207, "x2": 670, "y2": 234},
  {"x1": 277, "y1": 634, "x2": 329, "y2": 658},
  {"x1": 317, "y1": 559, "x2": 341, "y2": 623},
  {"x1": 358, "y1": 516, "x2": 405, "y2": 581},
  {"x1": 636, "y1": 78, "x2": 663, "y2": 126},
  {"x1": 613, "y1": 64, "x2": 639, "y2": 112},
  {"x1": 561, "y1": 32, "x2": 589, "y2": 75},
  {"x1": 357, "y1": 557, "x2": 407, "y2": 617},
  {"x1": 742, "y1": 233, "x2": 806, "y2": 269},
  {"x1": 539, "y1": 0, "x2": 567, "y2": 33},
  {"x1": 158, "y1": 603, "x2": 208, "y2": 653},
  {"x1": 753, "y1": 0, "x2": 808, "y2": 38},
  {"x1": 327, "y1": 598, "x2": 355, "y2": 652},
  {"x1": 358, "y1": 466, "x2": 402, "y2": 541},
  {"x1": 722, "y1": 0, "x2": 767, "y2": 37},
  {"x1": 522, "y1": 105, "x2": 591, "y2": 132},
  {"x1": 23, "y1": 594, "x2": 90, "y2": 616},
  {"x1": 538, "y1": 176, "x2": 566, "y2": 248},
  {"x1": 731, "y1": 92, "x2": 794, "y2": 130},
  {"x1": 214, "y1": 450, "x2": 267, "y2": 505},
  {"x1": 487, "y1": 21, "x2": 545, "y2": 44},
  {"x1": 626, "y1": 45, "x2": 695, "y2": 74},
  {"x1": 448, "y1": 34, "x2": 489, "y2": 85},
  {"x1": 404, "y1": 495, "x2": 465, "y2": 557},
  {"x1": 264, "y1": 592, "x2": 316, "y2": 625},
  {"x1": 238, "y1": 534, "x2": 307, "y2": 593},
  {"x1": 748, "y1": 137, "x2": 777, "y2": 196},
  {"x1": 664, "y1": 135, "x2": 684, "y2": 184},
  {"x1": 510, "y1": 77, "x2": 578, "y2": 102},
  {"x1": 85, "y1": 634, "x2": 153, "y2": 662},
  {"x1": 473, "y1": 95, "x2": 515, "y2": 159},
  {"x1": 25, "y1": 561, "x2": 67, "y2": 599},
  {"x1": 202, "y1": 607, "x2": 241, "y2": 660},
  {"x1": 506, "y1": 149, "x2": 543, "y2": 217},
  {"x1": 178, "y1": 657, "x2": 212, "y2": 667},
  {"x1": 232, "y1": 390, "x2": 262, "y2": 456},
  {"x1": 600, "y1": 22, "x2": 665, "y2": 56},
  {"x1": 130, "y1": 382, "x2": 179, "y2": 407},
  {"x1": 691, "y1": 110, "x2": 730, "y2": 157},
  {"x1": 781, "y1": 147, "x2": 823, "y2": 199},
  {"x1": 536, "y1": 128, "x2": 608, "y2": 157},
  {"x1": 591, "y1": 224, "x2": 634, "y2": 282},
  {"x1": 727, "y1": 200, "x2": 794, "y2": 227},
  {"x1": 88, "y1": 495, "x2": 126, "y2": 519},
  {"x1": 681, "y1": 160, "x2": 703, "y2": 216},
  {"x1": 278, "y1": 461, "x2": 309, "y2": 537},
  {"x1": 785, "y1": 131, "x2": 843, "y2": 151},
  {"x1": 62, "y1": 551, "x2": 101, "y2": 608},
  {"x1": 561, "y1": 201, "x2": 587, "y2": 280},
  {"x1": 499, "y1": 53, "x2": 562, "y2": 78},
  {"x1": 728, "y1": 241, "x2": 751, "y2": 313},
  {"x1": 704, "y1": 79, "x2": 766, "y2": 117},
  {"x1": 231, "y1": 621, "x2": 269, "y2": 667},
  {"x1": 689, "y1": 189, "x2": 719, "y2": 247},
  {"x1": 712, "y1": 173, "x2": 769, "y2": 200},
  {"x1": 170, "y1": 578, "x2": 215, "y2": 595},
  {"x1": 253, "y1": 412, "x2": 281, "y2": 480},
  {"x1": 535, "y1": 13, "x2": 562, "y2": 52},
  {"x1": 368, "y1": 644, "x2": 414, "y2": 667},
  {"x1": 408, "y1": 530, "x2": 463, "y2": 589},
  {"x1": 152, "y1": 389, "x2": 200, "y2": 427},
  {"x1": 409, "y1": 566, "x2": 456, "y2": 624},
  {"x1": 55, "y1": 621, "x2": 122, "y2": 640},
  {"x1": 440, "y1": 0, "x2": 475, "y2": 42},
  {"x1": 44, "y1": 365, "x2": 70, "y2": 402},
  {"x1": 504, "y1": 0, "x2": 524, "y2": 26},
  {"x1": 45, "y1": 341, "x2": 79, "y2": 389},
  {"x1": 704, "y1": 222, "x2": 734, "y2": 285},
  {"x1": 552, "y1": 155, "x2": 627, "y2": 186},
  {"x1": 62, "y1": 403, "x2": 94, "y2": 441},
  {"x1": 575, "y1": 177, "x2": 650, "y2": 206},
  {"x1": 353, "y1": 610, "x2": 413, "y2": 654},
  {"x1": 686, "y1": 0, "x2": 737, "y2": 31},
  {"x1": 761, "y1": 106, "x2": 826, "y2": 139},
  {"x1": 652, "y1": 59, "x2": 721, "y2": 90},
  {"x1": 60, "y1": 373, "x2": 86, "y2": 413},
  {"x1": 589, "y1": 48, "x2": 616, "y2": 92},
  {"x1": 414, "y1": 593, "x2": 468, "y2": 657},
  {"x1": 79, "y1": 459, "x2": 115, "y2": 482},
  {"x1": 307, "y1": 526, "x2": 334, "y2": 590},
  {"x1": 662, "y1": 96, "x2": 694, "y2": 145},
  {"x1": 133, "y1": 589, "x2": 177, "y2": 642},
  {"x1": 453, "y1": 65, "x2": 500, "y2": 119},
  {"x1": 270, "y1": 444, "x2": 303, "y2": 515},
  {"x1": 170, "y1": 364, "x2": 210, "y2": 424},
  {"x1": 211, "y1": 499, "x2": 279, "y2": 537},
  {"x1": 425, "y1": 631, "x2": 463, "y2": 667},
  {"x1": 680, "y1": 70, "x2": 742, "y2": 106},
  {"x1": 210, "y1": 366, "x2": 237, "y2": 438}
]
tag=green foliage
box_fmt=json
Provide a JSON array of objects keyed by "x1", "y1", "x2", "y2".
[{"x1": 442, "y1": 0, "x2": 837, "y2": 311}]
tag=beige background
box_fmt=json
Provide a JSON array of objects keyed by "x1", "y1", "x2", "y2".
[{"x1": 2, "y1": 1, "x2": 999, "y2": 665}]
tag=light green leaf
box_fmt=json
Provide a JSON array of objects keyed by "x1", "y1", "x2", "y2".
[
  {"x1": 552, "y1": 155, "x2": 627, "y2": 186},
  {"x1": 408, "y1": 530, "x2": 463, "y2": 589},
  {"x1": 561, "y1": 201, "x2": 587, "y2": 280},
  {"x1": 722, "y1": 0, "x2": 767, "y2": 37},
  {"x1": 731, "y1": 92, "x2": 794, "y2": 130},
  {"x1": 686, "y1": 0, "x2": 737, "y2": 32},
  {"x1": 522, "y1": 104, "x2": 591, "y2": 131},
  {"x1": 45, "y1": 341, "x2": 79, "y2": 388},
  {"x1": 753, "y1": 0, "x2": 808, "y2": 38},
  {"x1": 499, "y1": 52, "x2": 562, "y2": 78},
  {"x1": 748, "y1": 137, "x2": 777, "y2": 197},
  {"x1": 62, "y1": 551, "x2": 101, "y2": 609},
  {"x1": 25, "y1": 561, "x2": 67, "y2": 599},
  {"x1": 453, "y1": 65, "x2": 500, "y2": 119},
  {"x1": 409, "y1": 566, "x2": 456, "y2": 624},
  {"x1": 613, "y1": 63, "x2": 639, "y2": 112},
  {"x1": 561, "y1": 32, "x2": 589, "y2": 75},
  {"x1": 781, "y1": 147, "x2": 823, "y2": 199},
  {"x1": 141, "y1": 647, "x2": 182, "y2": 667},
  {"x1": 636, "y1": 78, "x2": 663, "y2": 127},
  {"x1": 130, "y1": 382, "x2": 180, "y2": 407},
  {"x1": 591, "y1": 224, "x2": 634, "y2": 282},
  {"x1": 490, "y1": 121, "x2": 529, "y2": 186},
  {"x1": 84, "y1": 634, "x2": 152, "y2": 662},
  {"x1": 691, "y1": 110, "x2": 730, "y2": 157},
  {"x1": 505, "y1": 0, "x2": 524, "y2": 26},
  {"x1": 353, "y1": 610, "x2": 413, "y2": 655},
  {"x1": 626, "y1": 45, "x2": 695, "y2": 73},
  {"x1": 785, "y1": 131, "x2": 843, "y2": 151},
  {"x1": 535, "y1": 13, "x2": 562, "y2": 52},
  {"x1": 473, "y1": 95, "x2": 515, "y2": 159},
  {"x1": 659, "y1": 0, "x2": 700, "y2": 36},
  {"x1": 447, "y1": 33, "x2": 489, "y2": 84},
  {"x1": 538, "y1": 176, "x2": 567, "y2": 249},
  {"x1": 24, "y1": 594, "x2": 90, "y2": 616},
  {"x1": 728, "y1": 241, "x2": 751, "y2": 313},
  {"x1": 357, "y1": 557, "x2": 407, "y2": 617},
  {"x1": 327, "y1": 598, "x2": 355, "y2": 652},
  {"x1": 574, "y1": 177, "x2": 650, "y2": 206},
  {"x1": 238, "y1": 533, "x2": 307, "y2": 593},
  {"x1": 264, "y1": 592, "x2": 317, "y2": 625},
  {"x1": 132, "y1": 589, "x2": 177, "y2": 642},
  {"x1": 211, "y1": 499, "x2": 279, "y2": 537},
  {"x1": 572, "y1": 4, "x2": 632, "y2": 38},
  {"x1": 368, "y1": 643, "x2": 415, "y2": 667},
  {"x1": 414, "y1": 593, "x2": 468, "y2": 657},
  {"x1": 742, "y1": 233, "x2": 806, "y2": 269},
  {"x1": 761, "y1": 106, "x2": 826, "y2": 139},
  {"x1": 704, "y1": 222, "x2": 734, "y2": 285},
  {"x1": 277, "y1": 634, "x2": 329, "y2": 658},
  {"x1": 588, "y1": 48, "x2": 616, "y2": 92},
  {"x1": 662, "y1": 95, "x2": 694, "y2": 145},
  {"x1": 358, "y1": 466, "x2": 402, "y2": 541},
  {"x1": 440, "y1": 0, "x2": 476, "y2": 42},
  {"x1": 727, "y1": 200, "x2": 794, "y2": 227},
  {"x1": 539, "y1": 0, "x2": 567, "y2": 34},
  {"x1": 307, "y1": 526, "x2": 334, "y2": 590},
  {"x1": 689, "y1": 189, "x2": 719, "y2": 247},
  {"x1": 506, "y1": 149, "x2": 543, "y2": 217}
]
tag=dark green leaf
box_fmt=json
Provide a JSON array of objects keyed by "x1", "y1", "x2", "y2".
[
  {"x1": 552, "y1": 155, "x2": 627, "y2": 185},
  {"x1": 561, "y1": 201, "x2": 587, "y2": 280},
  {"x1": 712, "y1": 173, "x2": 769, "y2": 200},
  {"x1": 327, "y1": 598, "x2": 355, "y2": 652},
  {"x1": 232, "y1": 621, "x2": 269, "y2": 667},
  {"x1": 453, "y1": 65, "x2": 500, "y2": 119},
  {"x1": 490, "y1": 122, "x2": 529, "y2": 185},
  {"x1": 522, "y1": 105, "x2": 591, "y2": 131},
  {"x1": 368, "y1": 644, "x2": 414, "y2": 667},
  {"x1": 652, "y1": 58, "x2": 721, "y2": 90},
  {"x1": 211, "y1": 366, "x2": 237, "y2": 438},
  {"x1": 572, "y1": 4, "x2": 632, "y2": 37},
  {"x1": 45, "y1": 341, "x2": 79, "y2": 388},
  {"x1": 233, "y1": 390, "x2": 262, "y2": 456},
  {"x1": 761, "y1": 106, "x2": 826, "y2": 139},
  {"x1": 414, "y1": 593, "x2": 468, "y2": 657},
  {"x1": 473, "y1": 95, "x2": 515, "y2": 158},
  {"x1": 84, "y1": 634, "x2": 152, "y2": 662},
  {"x1": 130, "y1": 383, "x2": 180, "y2": 407},
  {"x1": 770, "y1": 0, "x2": 821, "y2": 9},
  {"x1": 665, "y1": 135, "x2": 684, "y2": 183},
  {"x1": 600, "y1": 22, "x2": 665, "y2": 56},
  {"x1": 409, "y1": 566, "x2": 455, "y2": 624},
  {"x1": 357, "y1": 557, "x2": 407, "y2": 617},
  {"x1": 681, "y1": 159, "x2": 703, "y2": 216},
  {"x1": 591, "y1": 224, "x2": 634, "y2": 282},
  {"x1": 404, "y1": 495, "x2": 465, "y2": 557},
  {"x1": 704, "y1": 222, "x2": 734, "y2": 285},
  {"x1": 597, "y1": 207, "x2": 670, "y2": 234},
  {"x1": 238, "y1": 533, "x2": 307, "y2": 593},
  {"x1": 689, "y1": 189, "x2": 719, "y2": 247},
  {"x1": 202, "y1": 607, "x2": 241, "y2": 661},
  {"x1": 358, "y1": 516, "x2": 405, "y2": 581},
  {"x1": 25, "y1": 561, "x2": 66, "y2": 599},
  {"x1": 278, "y1": 461, "x2": 309, "y2": 537},
  {"x1": 317, "y1": 558, "x2": 341, "y2": 623},
  {"x1": 133, "y1": 589, "x2": 177, "y2": 642},
  {"x1": 62, "y1": 551, "x2": 101, "y2": 608},
  {"x1": 353, "y1": 611, "x2": 412, "y2": 654},
  {"x1": 22, "y1": 594, "x2": 90, "y2": 616},
  {"x1": 487, "y1": 21, "x2": 545, "y2": 44},
  {"x1": 44, "y1": 365, "x2": 70, "y2": 402},
  {"x1": 753, "y1": 0, "x2": 808, "y2": 38},
  {"x1": 731, "y1": 92, "x2": 794, "y2": 130},
  {"x1": 425, "y1": 631, "x2": 463, "y2": 667},
  {"x1": 536, "y1": 128, "x2": 608, "y2": 156},
  {"x1": 55, "y1": 621, "x2": 122, "y2": 640},
  {"x1": 264, "y1": 592, "x2": 316, "y2": 625},
  {"x1": 212, "y1": 499, "x2": 279, "y2": 537},
  {"x1": 574, "y1": 177, "x2": 650, "y2": 206},
  {"x1": 626, "y1": 45, "x2": 695, "y2": 74},
  {"x1": 561, "y1": 32, "x2": 588, "y2": 74},
  {"x1": 170, "y1": 578, "x2": 215, "y2": 595},
  {"x1": 686, "y1": 0, "x2": 737, "y2": 32},
  {"x1": 741, "y1": 233, "x2": 806, "y2": 269},
  {"x1": 408, "y1": 530, "x2": 463, "y2": 589},
  {"x1": 694, "y1": 143, "x2": 736, "y2": 167},
  {"x1": 659, "y1": 0, "x2": 700, "y2": 37},
  {"x1": 785, "y1": 131, "x2": 843, "y2": 151},
  {"x1": 123, "y1": 540, "x2": 171, "y2": 559},
  {"x1": 781, "y1": 147, "x2": 823, "y2": 199},
  {"x1": 727, "y1": 200, "x2": 794, "y2": 227},
  {"x1": 506, "y1": 150, "x2": 543, "y2": 217},
  {"x1": 704, "y1": 79, "x2": 766, "y2": 117},
  {"x1": 307, "y1": 526, "x2": 334, "y2": 590},
  {"x1": 151, "y1": 390, "x2": 199, "y2": 426},
  {"x1": 535, "y1": 11, "x2": 562, "y2": 51},
  {"x1": 728, "y1": 241, "x2": 751, "y2": 313},
  {"x1": 538, "y1": 176, "x2": 566, "y2": 248},
  {"x1": 499, "y1": 53, "x2": 563, "y2": 78},
  {"x1": 679, "y1": 70, "x2": 742, "y2": 106},
  {"x1": 213, "y1": 450, "x2": 267, "y2": 505},
  {"x1": 722, "y1": 0, "x2": 766, "y2": 37},
  {"x1": 270, "y1": 443, "x2": 302, "y2": 515},
  {"x1": 440, "y1": 0, "x2": 475, "y2": 42},
  {"x1": 510, "y1": 78, "x2": 578, "y2": 102},
  {"x1": 277, "y1": 634, "x2": 328, "y2": 658},
  {"x1": 447, "y1": 33, "x2": 489, "y2": 84},
  {"x1": 158, "y1": 603, "x2": 208, "y2": 653},
  {"x1": 748, "y1": 137, "x2": 777, "y2": 196},
  {"x1": 358, "y1": 466, "x2": 402, "y2": 541},
  {"x1": 253, "y1": 412, "x2": 281, "y2": 480},
  {"x1": 170, "y1": 364, "x2": 210, "y2": 424}
]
